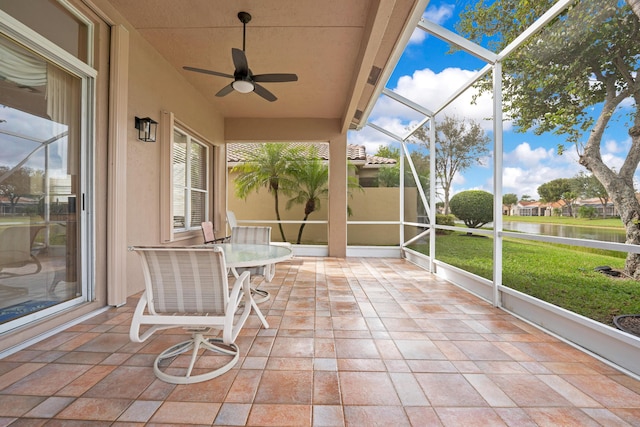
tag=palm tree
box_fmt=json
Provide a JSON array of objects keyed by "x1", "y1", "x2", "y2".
[
  {"x1": 287, "y1": 147, "x2": 362, "y2": 244},
  {"x1": 286, "y1": 152, "x2": 328, "y2": 244},
  {"x1": 232, "y1": 143, "x2": 300, "y2": 241}
]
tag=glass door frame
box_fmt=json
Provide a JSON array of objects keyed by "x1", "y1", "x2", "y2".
[{"x1": 0, "y1": 8, "x2": 97, "y2": 330}]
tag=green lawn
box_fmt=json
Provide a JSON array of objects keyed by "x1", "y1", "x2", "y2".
[
  {"x1": 503, "y1": 214, "x2": 624, "y2": 229},
  {"x1": 410, "y1": 233, "x2": 640, "y2": 326}
]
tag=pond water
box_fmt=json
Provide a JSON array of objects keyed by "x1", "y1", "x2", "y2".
[{"x1": 500, "y1": 221, "x2": 626, "y2": 243}]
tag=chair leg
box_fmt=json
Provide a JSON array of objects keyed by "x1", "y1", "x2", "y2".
[
  {"x1": 249, "y1": 296, "x2": 269, "y2": 328},
  {"x1": 153, "y1": 331, "x2": 240, "y2": 384},
  {"x1": 251, "y1": 286, "x2": 270, "y2": 303}
]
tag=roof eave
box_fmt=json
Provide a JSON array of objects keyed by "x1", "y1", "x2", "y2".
[{"x1": 348, "y1": 0, "x2": 431, "y2": 132}]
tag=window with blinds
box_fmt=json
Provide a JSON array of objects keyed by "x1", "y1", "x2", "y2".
[{"x1": 172, "y1": 128, "x2": 208, "y2": 231}]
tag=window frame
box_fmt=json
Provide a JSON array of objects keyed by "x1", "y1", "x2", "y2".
[
  {"x1": 172, "y1": 126, "x2": 209, "y2": 233},
  {"x1": 160, "y1": 112, "x2": 214, "y2": 243}
]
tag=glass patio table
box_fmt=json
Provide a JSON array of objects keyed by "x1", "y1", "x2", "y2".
[
  {"x1": 192, "y1": 242, "x2": 292, "y2": 309},
  {"x1": 191, "y1": 243, "x2": 292, "y2": 269}
]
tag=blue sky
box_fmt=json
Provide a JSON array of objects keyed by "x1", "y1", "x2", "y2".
[{"x1": 348, "y1": 0, "x2": 635, "y2": 201}]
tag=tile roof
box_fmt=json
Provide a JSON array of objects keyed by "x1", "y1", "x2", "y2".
[{"x1": 227, "y1": 143, "x2": 396, "y2": 166}]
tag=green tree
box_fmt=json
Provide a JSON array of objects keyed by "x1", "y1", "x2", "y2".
[
  {"x1": 377, "y1": 164, "x2": 400, "y2": 188},
  {"x1": 405, "y1": 151, "x2": 430, "y2": 189},
  {"x1": 231, "y1": 143, "x2": 300, "y2": 241},
  {"x1": 503, "y1": 193, "x2": 518, "y2": 215},
  {"x1": 0, "y1": 166, "x2": 34, "y2": 214},
  {"x1": 573, "y1": 171, "x2": 610, "y2": 218},
  {"x1": 578, "y1": 205, "x2": 598, "y2": 219},
  {"x1": 286, "y1": 148, "x2": 328, "y2": 244},
  {"x1": 537, "y1": 178, "x2": 578, "y2": 217},
  {"x1": 411, "y1": 116, "x2": 490, "y2": 214},
  {"x1": 450, "y1": 190, "x2": 494, "y2": 229},
  {"x1": 376, "y1": 146, "x2": 400, "y2": 160},
  {"x1": 376, "y1": 146, "x2": 401, "y2": 187},
  {"x1": 286, "y1": 147, "x2": 362, "y2": 244},
  {"x1": 374, "y1": 146, "x2": 429, "y2": 189},
  {"x1": 458, "y1": 1, "x2": 640, "y2": 277}
]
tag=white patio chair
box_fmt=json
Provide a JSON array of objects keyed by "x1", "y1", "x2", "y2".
[
  {"x1": 0, "y1": 225, "x2": 44, "y2": 278},
  {"x1": 226, "y1": 210, "x2": 238, "y2": 229},
  {"x1": 200, "y1": 221, "x2": 229, "y2": 244},
  {"x1": 230, "y1": 226, "x2": 274, "y2": 302},
  {"x1": 227, "y1": 209, "x2": 293, "y2": 250},
  {"x1": 129, "y1": 245, "x2": 268, "y2": 384}
]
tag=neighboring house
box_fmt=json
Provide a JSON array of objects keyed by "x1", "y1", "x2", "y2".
[
  {"x1": 0, "y1": 196, "x2": 39, "y2": 215},
  {"x1": 514, "y1": 200, "x2": 566, "y2": 217},
  {"x1": 567, "y1": 197, "x2": 618, "y2": 218},
  {"x1": 513, "y1": 198, "x2": 619, "y2": 218},
  {"x1": 515, "y1": 200, "x2": 544, "y2": 216}
]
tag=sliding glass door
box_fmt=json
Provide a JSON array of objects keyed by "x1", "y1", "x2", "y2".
[{"x1": 0, "y1": 2, "x2": 94, "y2": 328}]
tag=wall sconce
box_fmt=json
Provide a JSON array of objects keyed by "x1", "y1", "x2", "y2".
[{"x1": 135, "y1": 116, "x2": 158, "y2": 142}]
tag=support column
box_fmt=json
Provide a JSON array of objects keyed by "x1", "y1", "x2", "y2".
[
  {"x1": 492, "y1": 62, "x2": 504, "y2": 308},
  {"x1": 107, "y1": 25, "x2": 129, "y2": 306},
  {"x1": 328, "y1": 134, "x2": 347, "y2": 257}
]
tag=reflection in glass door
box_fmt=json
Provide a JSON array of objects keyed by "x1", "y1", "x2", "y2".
[{"x1": 0, "y1": 35, "x2": 82, "y2": 326}]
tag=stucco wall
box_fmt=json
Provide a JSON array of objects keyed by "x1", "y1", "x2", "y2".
[
  {"x1": 87, "y1": 2, "x2": 227, "y2": 296},
  {"x1": 228, "y1": 170, "x2": 418, "y2": 246}
]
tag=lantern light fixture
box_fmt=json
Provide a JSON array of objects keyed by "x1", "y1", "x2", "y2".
[{"x1": 135, "y1": 116, "x2": 158, "y2": 142}]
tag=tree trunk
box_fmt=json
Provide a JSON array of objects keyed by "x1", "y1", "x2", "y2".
[
  {"x1": 273, "y1": 190, "x2": 287, "y2": 242},
  {"x1": 599, "y1": 198, "x2": 607, "y2": 219},
  {"x1": 296, "y1": 213, "x2": 309, "y2": 244},
  {"x1": 580, "y1": 90, "x2": 640, "y2": 278},
  {"x1": 602, "y1": 175, "x2": 640, "y2": 278},
  {"x1": 443, "y1": 187, "x2": 450, "y2": 215}
]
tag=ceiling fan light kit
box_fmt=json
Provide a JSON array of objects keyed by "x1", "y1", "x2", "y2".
[
  {"x1": 182, "y1": 11, "x2": 298, "y2": 102},
  {"x1": 231, "y1": 80, "x2": 254, "y2": 93}
]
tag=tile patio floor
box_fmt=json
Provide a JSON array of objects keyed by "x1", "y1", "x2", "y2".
[{"x1": 1, "y1": 257, "x2": 640, "y2": 426}]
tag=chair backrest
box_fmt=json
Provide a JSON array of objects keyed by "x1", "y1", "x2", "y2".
[
  {"x1": 201, "y1": 221, "x2": 216, "y2": 244},
  {"x1": 0, "y1": 225, "x2": 43, "y2": 268},
  {"x1": 231, "y1": 226, "x2": 271, "y2": 245},
  {"x1": 227, "y1": 210, "x2": 238, "y2": 229},
  {"x1": 133, "y1": 246, "x2": 229, "y2": 315}
]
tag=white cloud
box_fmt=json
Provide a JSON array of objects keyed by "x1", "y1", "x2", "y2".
[
  {"x1": 408, "y1": 28, "x2": 427, "y2": 45},
  {"x1": 424, "y1": 4, "x2": 455, "y2": 24},
  {"x1": 503, "y1": 142, "x2": 552, "y2": 168},
  {"x1": 371, "y1": 67, "x2": 508, "y2": 133},
  {"x1": 601, "y1": 152, "x2": 625, "y2": 171},
  {"x1": 409, "y1": 4, "x2": 455, "y2": 45},
  {"x1": 348, "y1": 126, "x2": 395, "y2": 155},
  {"x1": 477, "y1": 155, "x2": 491, "y2": 168},
  {"x1": 452, "y1": 173, "x2": 465, "y2": 186},
  {"x1": 604, "y1": 139, "x2": 622, "y2": 153},
  {"x1": 500, "y1": 142, "x2": 583, "y2": 198},
  {"x1": 502, "y1": 167, "x2": 542, "y2": 198}
]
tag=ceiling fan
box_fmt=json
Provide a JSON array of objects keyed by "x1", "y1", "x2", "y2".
[{"x1": 183, "y1": 11, "x2": 298, "y2": 102}]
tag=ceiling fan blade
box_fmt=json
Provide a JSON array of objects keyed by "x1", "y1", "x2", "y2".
[
  {"x1": 215, "y1": 84, "x2": 234, "y2": 97},
  {"x1": 231, "y1": 48, "x2": 249, "y2": 75},
  {"x1": 183, "y1": 66, "x2": 234, "y2": 79},
  {"x1": 253, "y1": 83, "x2": 277, "y2": 102},
  {"x1": 253, "y1": 73, "x2": 299, "y2": 83}
]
